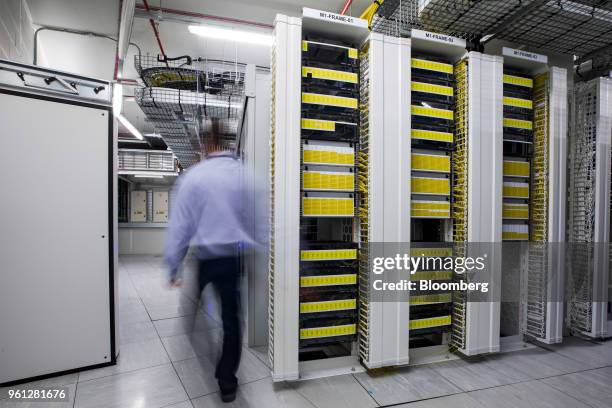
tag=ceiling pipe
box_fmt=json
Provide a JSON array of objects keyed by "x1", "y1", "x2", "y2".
[
  {"x1": 116, "y1": 0, "x2": 136, "y2": 79},
  {"x1": 340, "y1": 0, "x2": 354, "y2": 15},
  {"x1": 134, "y1": 3, "x2": 273, "y2": 29},
  {"x1": 141, "y1": 0, "x2": 168, "y2": 63}
]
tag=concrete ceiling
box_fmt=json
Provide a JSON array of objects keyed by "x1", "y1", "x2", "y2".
[{"x1": 24, "y1": 0, "x2": 373, "y2": 136}]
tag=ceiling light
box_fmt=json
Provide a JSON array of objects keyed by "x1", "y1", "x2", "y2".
[
  {"x1": 113, "y1": 83, "x2": 123, "y2": 116},
  {"x1": 188, "y1": 25, "x2": 273, "y2": 46},
  {"x1": 117, "y1": 114, "x2": 144, "y2": 140}
]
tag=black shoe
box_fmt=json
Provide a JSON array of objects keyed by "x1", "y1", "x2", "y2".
[
  {"x1": 220, "y1": 388, "x2": 237, "y2": 403},
  {"x1": 219, "y1": 379, "x2": 238, "y2": 403}
]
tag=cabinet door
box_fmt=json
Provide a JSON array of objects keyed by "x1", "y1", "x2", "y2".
[
  {"x1": 130, "y1": 190, "x2": 147, "y2": 222},
  {"x1": 153, "y1": 191, "x2": 169, "y2": 222}
]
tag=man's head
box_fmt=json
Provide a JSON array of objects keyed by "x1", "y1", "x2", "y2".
[{"x1": 203, "y1": 117, "x2": 223, "y2": 155}]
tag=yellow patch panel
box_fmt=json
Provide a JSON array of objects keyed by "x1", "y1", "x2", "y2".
[
  {"x1": 411, "y1": 105, "x2": 454, "y2": 120},
  {"x1": 303, "y1": 147, "x2": 354, "y2": 166},
  {"x1": 301, "y1": 118, "x2": 336, "y2": 132},
  {"x1": 300, "y1": 274, "x2": 357, "y2": 287},
  {"x1": 300, "y1": 299, "x2": 356, "y2": 313},
  {"x1": 302, "y1": 171, "x2": 354, "y2": 191},
  {"x1": 410, "y1": 247, "x2": 453, "y2": 257},
  {"x1": 503, "y1": 96, "x2": 533, "y2": 109},
  {"x1": 503, "y1": 118, "x2": 533, "y2": 130},
  {"x1": 409, "y1": 315, "x2": 452, "y2": 330},
  {"x1": 300, "y1": 324, "x2": 357, "y2": 339},
  {"x1": 502, "y1": 231, "x2": 529, "y2": 240},
  {"x1": 503, "y1": 182, "x2": 530, "y2": 199},
  {"x1": 503, "y1": 74, "x2": 533, "y2": 88},
  {"x1": 412, "y1": 177, "x2": 451, "y2": 196},
  {"x1": 411, "y1": 81, "x2": 453, "y2": 96},
  {"x1": 411, "y1": 129, "x2": 454, "y2": 143},
  {"x1": 411, "y1": 58, "x2": 453, "y2": 74},
  {"x1": 302, "y1": 197, "x2": 354, "y2": 217},
  {"x1": 503, "y1": 160, "x2": 530, "y2": 177},
  {"x1": 410, "y1": 293, "x2": 452, "y2": 305},
  {"x1": 302, "y1": 67, "x2": 358, "y2": 83},
  {"x1": 300, "y1": 248, "x2": 358, "y2": 261},
  {"x1": 302, "y1": 41, "x2": 357, "y2": 59},
  {"x1": 410, "y1": 271, "x2": 453, "y2": 281},
  {"x1": 503, "y1": 203, "x2": 529, "y2": 219},
  {"x1": 412, "y1": 153, "x2": 451, "y2": 173},
  {"x1": 411, "y1": 200, "x2": 451, "y2": 218},
  {"x1": 502, "y1": 224, "x2": 529, "y2": 241},
  {"x1": 302, "y1": 92, "x2": 358, "y2": 109}
]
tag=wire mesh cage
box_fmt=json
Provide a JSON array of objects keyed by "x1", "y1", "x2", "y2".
[
  {"x1": 134, "y1": 55, "x2": 248, "y2": 167},
  {"x1": 370, "y1": 0, "x2": 612, "y2": 62}
]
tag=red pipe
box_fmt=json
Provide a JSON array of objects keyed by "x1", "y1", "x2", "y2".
[
  {"x1": 135, "y1": 3, "x2": 273, "y2": 29},
  {"x1": 340, "y1": 0, "x2": 354, "y2": 15},
  {"x1": 141, "y1": 0, "x2": 168, "y2": 62}
]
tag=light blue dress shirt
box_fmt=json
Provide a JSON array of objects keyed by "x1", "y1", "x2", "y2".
[{"x1": 164, "y1": 151, "x2": 259, "y2": 280}]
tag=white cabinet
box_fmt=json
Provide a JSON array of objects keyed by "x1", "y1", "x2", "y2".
[
  {"x1": 153, "y1": 191, "x2": 169, "y2": 222},
  {"x1": 130, "y1": 190, "x2": 147, "y2": 222}
]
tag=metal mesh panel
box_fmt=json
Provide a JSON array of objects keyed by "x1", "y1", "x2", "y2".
[
  {"x1": 522, "y1": 73, "x2": 549, "y2": 340},
  {"x1": 268, "y1": 40, "x2": 277, "y2": 371},
  {"x1": 567, "y1": 79, "x2": 599, "y2": 334},
  {"x1": 451, "y1": 58, "x2": 468, "y2": 351},
  {"x1": 357, "y1": 45, "x2": 371, "y2": 362}
]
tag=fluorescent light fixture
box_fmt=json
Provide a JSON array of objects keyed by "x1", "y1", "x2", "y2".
[
  {"x1": 117, "y1": 114, "x2": 144, "y2": 140},
  {"x1": 113, "y1": 83, "x2": 123, "y2": 116},
  {"x1": 188, "y1": 25, "x2": 273, "y2": 46},
  {"x1": 134, "y1": 174, "x2": 163, "y2": 179}
]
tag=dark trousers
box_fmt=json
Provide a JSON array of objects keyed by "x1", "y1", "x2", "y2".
[{"x1": 198, "y1": 255, "x2": 242, "y2": 390}]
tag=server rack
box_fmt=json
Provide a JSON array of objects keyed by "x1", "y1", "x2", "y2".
[
  {"x1": 408, "y1": 32, "x2": 503, "y2": 363},
  {"x1": 567, "y1": 76, "x2": 612, "y2": 339},
  {"x1": 496, "y1": 47, "x2": 567, "y2": 348}
]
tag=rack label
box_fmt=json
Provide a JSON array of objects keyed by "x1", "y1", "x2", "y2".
[
  {"x1": 502, "y1": 47, "x2": 548, "y2": 64},
  {"x1": 411, "y1": 29, "x2": 466, "y2": 48},
  {"x1": 303, "y1": 8, "x2": 368, "y2": 28}
]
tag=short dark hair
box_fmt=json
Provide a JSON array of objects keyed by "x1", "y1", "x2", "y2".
[{"x1": 204, "y1": 117, "x2": 221, "y2": 152}]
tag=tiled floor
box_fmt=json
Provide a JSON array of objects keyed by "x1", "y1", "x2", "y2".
[{"x1": 2, "y1": 255, "x2": 611, "y2": 408}]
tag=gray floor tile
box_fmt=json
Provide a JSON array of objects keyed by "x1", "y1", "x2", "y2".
[
  {"x1": 429, "y1": 356, "x2": 528, "y2": 392},
  {"x1": 541, "y1": 366, "x2": 612, "y2": 408},
  {"x1": 484, "y1": 349, "x2": 567, "y2": 380},
  {"x1": 153, "y1": 314, "x2": 220, "y2": 338},
  {"x1": 0, "y1": 383, "x2": 76, "y2": 408},
  {"x1": 467, "y1": 380, "x2": 592, "y2": 408},
  {"x1": 354, "y1": 364, "x2": 461, "y2": 406},
  {"x1": 118, "y1": 300, "x2": 151, "y2": 324},
  {"x1": 161, "y1": 329, "x2": 223, "y2": 362},
  {"x1": 74, "y1": 364, "x2": 187, "y2": 408},
  {"x1": 147, "y1": 302, "x2": 198, "y2": 321},
  {"x1": 191, "y1": 377, "x2": 315, "y2": 408},
  {"x1": 246, "y1": 346, "x2": 270, "y2": 369},
  {"x1": 118, "y1": 319, "x2": 159, "y2": 345},
  {"x1": 162, "y1": 401, "x2": 194, "y2": 408},
  {"x1": 290, "y1": 374, "x2": 377, "y2": 408},
  {"x1": 173, "y1": 348, "x2": 270, "y2": 399},
  {"x1": 545, "y1": 336, "x2": 612, "y2": 369},
  {"x1": 78, "y1": 338, "x2": 170, "y2": 382},
  {"x1": 394, "y1": 393, "x2": 486, "y2": 408}
]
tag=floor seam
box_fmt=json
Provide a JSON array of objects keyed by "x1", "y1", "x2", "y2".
[
  {"x1": 76, "y1": 362, "x2": 172, "y2": 384},
  {"x1": 351, "y1": 373, "x2": 383, "y2": 407},
  {"x1": 533, "y1": 378, "x2": 600, "y2": 408}
]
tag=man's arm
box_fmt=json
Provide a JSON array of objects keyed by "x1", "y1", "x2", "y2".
[{"x1": 164, "y1": 176, "x2": 198, "y2": 282}]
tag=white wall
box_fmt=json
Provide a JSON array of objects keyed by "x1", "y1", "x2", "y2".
[
  {"x1": 0, "y1": 0, "x2": 41, "y2": 64},
  {"x1": 119, "y1": 226, "x2": 167, "y2": 255}
]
